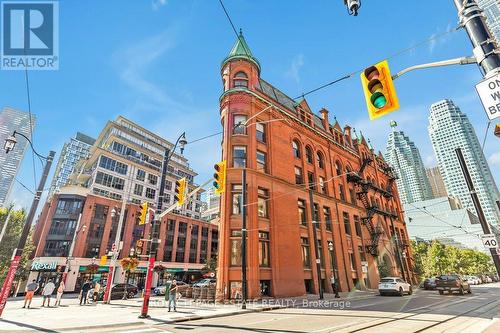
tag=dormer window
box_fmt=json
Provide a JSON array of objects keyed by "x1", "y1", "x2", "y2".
[{"x1": 233, "y1": 71, "x2": 248, "y2": 88}]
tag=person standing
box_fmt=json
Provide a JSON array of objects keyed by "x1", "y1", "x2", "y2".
[
  {"x1": 168, "y1": 280, "x2": 178, "y2": 312},
  {"x1": 55, "y1": 280, "x2": 65, "y2": 306},
  {"x1": 23, "y1": 279, "x2": 39, "y2": 308},
  {"x1": 93, "y1": 281, "x2": 101, "y2": 303},
  {"x1": 41, "y1": 279, "x2": 56, "y2": 307},
  {"x1": 80, "y1": 280, "x2": 91, "y2": 305}
]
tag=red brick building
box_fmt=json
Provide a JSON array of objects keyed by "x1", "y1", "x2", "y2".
[
  {"x1": 216, "y1": 33, "x2": 416, "y2": 299},
  {"x1": 31, "y1": 188, "x2": 218, "y2": 292}
]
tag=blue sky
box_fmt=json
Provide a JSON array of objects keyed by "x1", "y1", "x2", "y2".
[{"x1": 2, "y1": 0, "x2": 499, "y2": 210}]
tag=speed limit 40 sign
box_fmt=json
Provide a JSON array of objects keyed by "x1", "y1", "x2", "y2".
[
  {"x1": 476, "y1": 73, "x2": 500, "y2": 120},
  {"x1": 481, "y1": 234, "x2": 498, "y2": 248}
]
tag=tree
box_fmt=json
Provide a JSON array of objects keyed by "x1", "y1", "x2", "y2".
[{"x1": 201, "y1": 256, "x2": 217, "y2": 275}]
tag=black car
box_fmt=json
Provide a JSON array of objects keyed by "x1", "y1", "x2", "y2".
[
  {"x1": 423, "y1": 277, "x2": 437, "y2": 290},
  {"x1": 98, "y1": 283, "x2": 138, "y2": 300}
]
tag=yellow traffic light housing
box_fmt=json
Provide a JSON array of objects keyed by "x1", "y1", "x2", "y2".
[
  {"x1": 213, "y1": 160, "x2": 227, "y2": 195},
  {"x1": 139, "y1": 202, "x2": 148, "y2": 225},
  {"x1": 361, "y1": 60, "x2": 399, "y2": 120},
  {"x1": 174, "y1": 178, "x2": 187, "y2": 206},
  {"x1": 495, "y1": 123, "x2": 500, "y2": 137}
]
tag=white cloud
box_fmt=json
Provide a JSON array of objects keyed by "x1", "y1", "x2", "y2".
[
  {"x1": 285, "y1": 54, "x2": 305, "y2": 87},
  {"x1": 152, "y1": 0, "x2": 167, "y2": 11},
  {"x1": 428, "y1": 23, "x2": 454, "y2": 54},
  {"x1": 489, "y1": 152, "x2": 500, "y2": 166}
]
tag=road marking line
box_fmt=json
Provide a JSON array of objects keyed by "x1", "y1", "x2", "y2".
[{"x1": 242, "y1": 316, "x2": 294, "y2": 326}]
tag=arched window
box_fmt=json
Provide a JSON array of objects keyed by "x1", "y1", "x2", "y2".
[
  {"x1": 316, "y1": 152, "x2": 324, "y2": 169},
  {"x1": 233, "y1": 71, "x2": 248, "y2": 88},
  {"x1": 292, "y1": 140, "x2": 301, "y2": 158},
  {"x1": 305, "y1": 146, "x2": 313, "y2": 164},
  {"x1": 335, "y1": 161, "x2": 342, "y2": 176},
  {"x1": 345, "y1": 164, "x2": 352, "y2": 175}
]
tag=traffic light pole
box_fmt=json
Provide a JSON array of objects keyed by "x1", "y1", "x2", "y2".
[
  {"x1": 0, "y1": 150, "x2": 55, "y2": 317},
  {"x1": 455, "y1": 148, "x2": 500, "y2": 276},
  {"x1": 308, "y1": 188, "x2": 324, "y2": 300},
  {"x1": 241, "y1": 169, "x2": 248, "y2": 309}
]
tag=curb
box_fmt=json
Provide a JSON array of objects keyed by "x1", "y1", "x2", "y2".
[
  {"x1": 166, "y1": 305, "x2": 283, "y2": 323},
  {"x1": 51, "y1": 321, "x2": 146, "y2": 332}
]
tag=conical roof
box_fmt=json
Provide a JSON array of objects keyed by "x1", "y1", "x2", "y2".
[{"x1": 222, "y1": 30, "x2": 260, "y2": 71}]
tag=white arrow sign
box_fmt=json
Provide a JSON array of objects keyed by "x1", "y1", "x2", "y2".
[
  {"x1": 476, "y1": 73, "x2": 500, "y2": 120},
  {"x1": 481, "y1": 234, "x2": 498, "y2": 249}
]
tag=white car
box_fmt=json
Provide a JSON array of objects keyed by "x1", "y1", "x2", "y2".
[
  {"x1": 466, "y1": 276, "x2": 481, "y2": 285},
  {"x1": 378, "y1": 277, "x2": 413, "y2": 296}
]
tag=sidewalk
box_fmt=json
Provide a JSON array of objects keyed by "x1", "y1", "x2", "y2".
[{"x1": 0, "y1": 290, "x2": 377, "y2": 332}]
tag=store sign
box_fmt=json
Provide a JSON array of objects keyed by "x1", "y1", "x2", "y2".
[{"x1": 31, "y1": 261, "x2": 57, "y2": 271}]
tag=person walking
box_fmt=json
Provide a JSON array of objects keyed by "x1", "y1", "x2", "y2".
[
  {"x1": 93, "y1": 281, "x2": 101, "y2": 303},
  {"x1": 168, "y1": 280, "x2": 178, "y2": 312},
  {"x1": 56, "y1": 280, "x2": 65, "y2": 306},
  {"x1": 41, "y1": 279, "x2": 56, "y2": 307},
  {"x1": 23, "y1": 279, "x2": 39, "y2": 308},
  {"x1": 80, "y1": 280, "x2": 91, "y2": 305}
]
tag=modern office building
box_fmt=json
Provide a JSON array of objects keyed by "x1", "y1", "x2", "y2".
[
  {"x1": 0, "y1": 107, "x2": 36, "y2": 206},
  {"x1": 385, "y1": 121, "x2": 433, "y2": 204},
  {"x1": 426, "y1": 167, "x2": 448, "y2": 198},
  {"x1": 217, "y1": 32, "x2": 416, "y2": 300},
  {"x1": 404, "y1": 196, "x2": 482, "y2": 250},
  {"x1": 48, "y1": 132, "x2": 96, "y2": 197},
  {"x1": 201, "y1": 188, "x2": 220, "y2": 222},
  {"x1": 428, "y1": 99, "x2": 500, "y2": 226},
  {"x1": 477, "y1": 0, "x2": 500, "y2": 44}
]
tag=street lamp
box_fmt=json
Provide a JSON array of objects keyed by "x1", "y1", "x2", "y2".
[
  {"x1": 0, "y1": 131, "x2": 56, "y2": 317},
  {"x1": 328, "y1": 241, "x2": 340, "y2": 298}
]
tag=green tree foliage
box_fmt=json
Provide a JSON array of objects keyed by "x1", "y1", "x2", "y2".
[
  {"x1": 0, "y1": 207, "x2": 36, "y2": 284},
  {"x1": 201, "y1": 256, "x2": 217, "y2": 275},
  {"x1": 410, "y1": 239, "x2": 495, "y2": 281}
]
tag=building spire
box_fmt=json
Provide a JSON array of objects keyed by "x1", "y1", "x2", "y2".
[{"x1": 222, "y1": 29, "x2": 261, "y2": 72}]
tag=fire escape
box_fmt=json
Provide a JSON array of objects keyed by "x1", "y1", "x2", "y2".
[{"x1": 347, "y1": 155, "x2": 398, "y2": 256}]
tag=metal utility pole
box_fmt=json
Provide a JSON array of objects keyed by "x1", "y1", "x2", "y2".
[
  {"x1": 389, "y1": 218, "x2": 407, "y2": 282},
  {"x1": 308, "y1": 188, "x2": 324, "y2": 300},
  {"x1": 455, "y1": 148, "x2": 500, "y2": 276},
  {"x1": 0, "y1": 150, "x2": 55, "y2": 316},
  {"x1": 0, "y1": 208, "x2": 13, "y2": 245},
  {"x1": 62, "y1": 213, "x2": 83, "y2": 283},
  {"x1": 241, "y1": 169, "x2": 248, "y2": 309},
  {"x1": 453, "y1": 0, "x2": 500, "y2": 78}
]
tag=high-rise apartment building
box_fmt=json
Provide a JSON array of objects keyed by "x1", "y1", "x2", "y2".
[
  {"x1": 426, "y1": 167, "x2": 448, "y2": 198},
  {"x1": 476, "y1": 0, "x2": 500, "y2": 44},
  {"x1": 385, "y1": 121, "x2": 433, "y2": 204},
  {"x1": 0, "y1": 107, "x2": 36, "y2": 206},
  {"x1": 48, "y1": 132, "x2": 96, "y2": 197},
  {"x1": 428, "y1": 99, "x2": 500, "y2": 226}
]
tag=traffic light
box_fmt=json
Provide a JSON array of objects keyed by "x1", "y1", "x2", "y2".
[
  {"x1": 174, "y1": 178, "x2": 187, "y2": 206},
  {"x1": 213, "y1": 160, "x2": 227, "y2": 195},
  {"x1": 135, "y1": 240, "x2": 144, "y2": 256},
  {"x1": 139, "y1": 202, "x2": 148, "y2": 225},
  {"x1": 360, "y1": 60, "x2": 399, "y2": 120},
  {"x1": 495, "y1": 123, "x2": 500, "y2": 137}
]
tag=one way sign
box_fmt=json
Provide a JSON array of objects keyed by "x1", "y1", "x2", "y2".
[{"x1": 476, "y1": 73, "x2": 500, "y2": 120}]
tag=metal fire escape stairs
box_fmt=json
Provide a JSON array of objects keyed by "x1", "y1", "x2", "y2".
[{"x1": 347, "y1": 156, "x2": 398, "y2": 256}]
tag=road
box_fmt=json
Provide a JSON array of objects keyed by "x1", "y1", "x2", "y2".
[{"x1": 149, "y1": 283, "x2": 500, "y2": 333}]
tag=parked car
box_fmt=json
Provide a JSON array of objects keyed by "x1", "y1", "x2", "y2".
[
  {"x1": 467, "y1": 276, "x2": 481, "y2": 285},
  {"x1": 436, "y1": 274, "x2": 471, "y2": 295},
  {"x1": 97, "y1": 283, "x2": 138, "y2": 300},
  {"x1": 153, "y1": 281, "x2": 189, "y2": 296},
  {"x1": 378, "y1": 277, "x2": 412, "y2": 296},
  {"x1": 192, "y1": 278, "x2": 216, "y2": 288},
  {"x1": 423, "y1": 277, "x2": 437, "y2": 290}
]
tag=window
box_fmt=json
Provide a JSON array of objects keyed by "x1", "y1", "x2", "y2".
[
  {"x1": 99, "y1": 156, "x2": 128, "y2": 175},
  {"x1": 148, "y1": 174, "x2": 158, "y2": 185},
  {"x1": 301, "y1": 237, "x2": 310, "y2": 268},
  {"x1": 232, "y1": 184, "x2": 243, "y2": 215},
  {"x1": 307, "y1": 172, "x2": 315, "y2": 190},
  {"x1": 343, "y1": 212, "x2": 351, "y2": 235},
  {"x1": 259, "y1": 232, "x2": 270, "y2": 267},
  {"x1": 136, "y1": 169, "x2": 146, "y2": 181},
  {"x1": 230, "y1": 230, "x2": 242, "y2": 266},
  {"x1": 295, "y1": 166, "x2": 303, "y2": 185},
  {"x1": 305, "y1": 146, "x2": 313, "y2": 163},
  {"x1": 134, "y1": 184, "x2": 143, "y2": 196},
  {"x1": 313, "y1": 203, "x2": 320, "y2": 226},
  {"x1": 233, "y1": 146, "x2": 247, "y2": 168},
  {"x1": 95, "y1": 172, "x2": 124, "y2": 190},
  {"x1": 317, "y1": 152, "x2": 324, "y2": 169},
  {"x1": 349, "y1": 187, "x2": 357, "y2": 205},
  {"x1": 258, "y1": 188, "x2": 269, "y2": 218},
  {"x1": 354, "y1": 215, "x2": 362, "y2": 237},
  {"x1": 339, "y1": 184, "x2": 346, "y2": 201},
  {"x1": 145, "y1": 188, "x2": 156, "y2": 199},
  {"x1": 233, "y1": 115, "x2": 247, "y2": 135},
  {"x1": 350, "y1": 253, "x2": 356, "y2": 271},
  {"x1": 256, "y1": 122, "x2": 265, "y2": 142},
  {"x1": 298, "y1": 199, "x2": 307, "y2": 226},
  {"x1": 335, "y1": 161, "x2": 342, "y2": 176},
  {"x1": 319, "y1": 176, "x2": 327, "y2": 195},
  {"x1": 233, "y1": 71, "x2": 248, "y2": 88},
  {"x1": 324, "y1": 207, "x2": 332, "y2": 231},
  {"x1": 292, "y1": 140, "x2": 301, "y2": 158},
  {"x1": 257, "y1": 151, "x2": 267, "y2": 172}
]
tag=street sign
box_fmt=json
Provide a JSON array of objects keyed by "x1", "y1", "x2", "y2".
[
  {"x1": 475, "y1": 73, "x2": 500, "y2": 120},
  {"x1": 481, "y1": 234, "x2": 498, "y2": 248}
]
